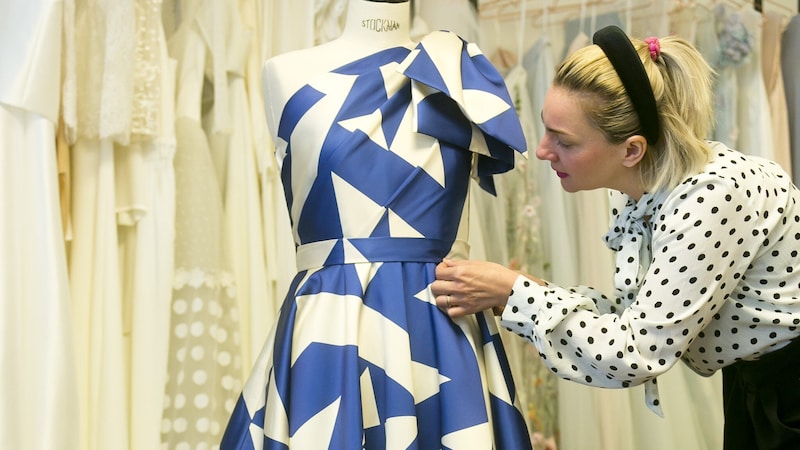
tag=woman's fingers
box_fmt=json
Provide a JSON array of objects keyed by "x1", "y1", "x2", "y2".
[
  {"x1": 435, "y1": 293, "x2": 472, "y2": 318},
  {"x1": 434, "y1": 259, "x2": 514, "y2": 317},
  {"x1": 435, "y1": 293, "x2": 452, "y2": 310},
  {"x1": 434, "y1": 260, "x2": 458, "y2": 280}
]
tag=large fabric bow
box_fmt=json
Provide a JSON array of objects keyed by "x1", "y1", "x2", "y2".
[{"x1": 398, "y1": 30, "x2": 527, "y2": 195}]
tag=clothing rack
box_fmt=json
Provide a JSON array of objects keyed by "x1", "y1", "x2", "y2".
[
  {"x1": 478, "y1": 0, "x2": 652, "y2": 22},
  {"x1": 480, "y1": 0, "x2": 799, "y2": 20}
]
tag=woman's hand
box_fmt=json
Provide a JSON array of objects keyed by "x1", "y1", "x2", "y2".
[{"x1": 431, "y1": 259, "x2": 520, "y2": 317}]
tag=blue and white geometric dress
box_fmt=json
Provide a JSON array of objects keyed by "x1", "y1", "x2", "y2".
[{"x1": 221, "y1": 31, "x2": 533, "y2": 450}]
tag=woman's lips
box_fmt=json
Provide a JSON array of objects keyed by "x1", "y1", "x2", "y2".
[{"x1": 556, "y1": 171, "x2": 568, "y2": 179}]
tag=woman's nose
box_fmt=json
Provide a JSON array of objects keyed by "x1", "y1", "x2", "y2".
[{"x1": 535, "y1": 140, "x2": 554, "y2": 161}]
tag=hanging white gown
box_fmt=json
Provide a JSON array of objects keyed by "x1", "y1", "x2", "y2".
[
  {"x1": 118, "y1": 2, "x2": 177, "y2": 448},
  {"x1": 238, "y1": 0, "x2": 289, "y2": 374},
  {"x1": 162, "y1": 4, "x2": 244, "y2": 447},
  {"x1": 67, "y1": 0, "x2": 137, "y2": 448},
  {"x1": 197, "y1": 0, "x2": 271, "y2": 381},
  {"x1": 0, "y1": 3, "x2": 80, "y2": 450}
]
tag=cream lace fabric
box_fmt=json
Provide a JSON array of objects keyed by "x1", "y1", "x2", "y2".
[
  {"x1": 73, "y1": 0, "x2": 135, "y2": 144},
  {"x1": 131, "y1": 0, "x2": 162, "y2": 139},
  {"x1": 63, "y1": 0, "x2": 166, "y2": 142}
]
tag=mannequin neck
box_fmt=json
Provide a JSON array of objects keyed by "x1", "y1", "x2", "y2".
[{"x1": 339, "y1": 0, "x2": 412, "y2": 47}]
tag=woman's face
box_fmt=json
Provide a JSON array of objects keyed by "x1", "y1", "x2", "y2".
[{"x1": 535, "y1": 86, "x2": 640, "y2": 196}]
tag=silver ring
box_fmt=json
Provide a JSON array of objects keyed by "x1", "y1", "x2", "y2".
[{"x1": 446, "y1": 295, "x2": 452, "y2": 308}]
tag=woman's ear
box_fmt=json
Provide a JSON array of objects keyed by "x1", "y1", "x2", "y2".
[{"x1": 621, "y1": 135, "x2": 647, "y2": 168}]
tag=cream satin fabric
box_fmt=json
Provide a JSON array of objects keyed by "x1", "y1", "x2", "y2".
[{"x1": 0, "y1": 104, "x2": 80, "y2": 450}]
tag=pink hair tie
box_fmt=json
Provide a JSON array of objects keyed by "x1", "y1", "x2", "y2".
[{"x1": 644, "y1": 36, "x2": 660, "y2": 61}]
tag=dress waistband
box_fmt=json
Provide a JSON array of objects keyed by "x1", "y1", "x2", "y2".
[{"x1": 295, "y1": 237, "x2": 469, "y2": 271}]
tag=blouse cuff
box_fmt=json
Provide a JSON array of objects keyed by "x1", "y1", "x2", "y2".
[{"x1": 499, "y1": 275, "x2": 550, "y2": 338}]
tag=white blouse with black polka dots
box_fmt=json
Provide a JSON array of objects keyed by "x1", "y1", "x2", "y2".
[{"x1": 501, "y1": 143, "x2": 800, "y2": 416}]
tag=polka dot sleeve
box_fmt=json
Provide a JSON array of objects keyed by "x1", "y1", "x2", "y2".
[{"x1": 499, "y1": 168, "x2": 767, "y2": 396}]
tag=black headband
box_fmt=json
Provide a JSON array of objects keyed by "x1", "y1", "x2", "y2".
[{"x1": 592, "y1": 25, "x2": 660, "y2": 145}]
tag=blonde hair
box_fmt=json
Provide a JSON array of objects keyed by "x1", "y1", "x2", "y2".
[{"x1": 554, "y1": 35, "x2": 716, "y2": 191}]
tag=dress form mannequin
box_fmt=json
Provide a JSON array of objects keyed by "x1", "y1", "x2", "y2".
[
  {"x1": 223, "y1": 3, "x2": 533, "y2": 447},
  {"x1": 262, "y1": 0, "x2": 413, "y2": 137}
]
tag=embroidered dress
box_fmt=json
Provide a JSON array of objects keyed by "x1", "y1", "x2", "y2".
[{"x1": 221, "y1": 31, "x2": 532, "y2": 449}]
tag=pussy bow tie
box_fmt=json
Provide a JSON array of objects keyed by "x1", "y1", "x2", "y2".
[
  {"x1": 602, "y1": 190, "x2": 665, "y2": 416},
  {"x1": 603, "y1": 191, "x2": 661, "y2": 303}
]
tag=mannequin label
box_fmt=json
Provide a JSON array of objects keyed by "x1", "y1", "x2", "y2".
[{"x1": 362, "y1": 18, "x2": 402, "y2": 32}]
